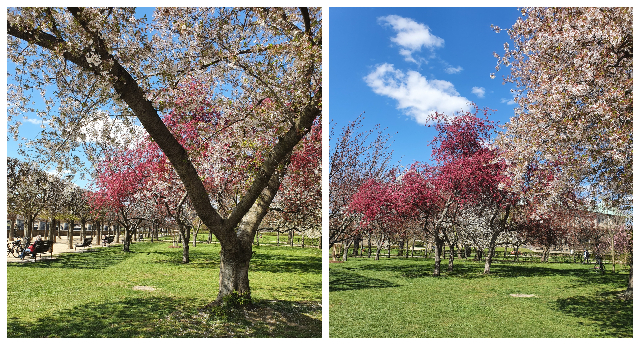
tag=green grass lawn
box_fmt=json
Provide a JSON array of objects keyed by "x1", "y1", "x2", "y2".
[
  {"x1": 330, "y1": 257, "x2": 632, "y2": 338},
  {"x1": 7, "y1": 240, "x2": 321, "y2": 337}
]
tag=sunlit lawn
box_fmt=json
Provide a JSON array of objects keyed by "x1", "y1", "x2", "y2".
[
  {"x1": 330, "y1": 257, "x2": 632, "y2": 338},
  {"x1": 7, "y1": 240, "x2": 321, "y2": 337}
]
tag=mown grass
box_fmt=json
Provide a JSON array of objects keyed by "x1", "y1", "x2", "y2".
[
  {"x1": 7, "y1": 240, "x2": 321, "y2": 337},
  {"x1": 329, "y1": 257, "x2": 632, "y2": 338}
]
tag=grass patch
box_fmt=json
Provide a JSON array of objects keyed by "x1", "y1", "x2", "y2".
[
  {"x1": 7, "y1": 241, "x2": 321, "y2": 337},
  {"x1": 330, "y1": 257, "x2": 632, "y2": 338}
]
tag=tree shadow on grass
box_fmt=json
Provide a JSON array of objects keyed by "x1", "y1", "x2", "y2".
[
  {"x1": 7, "y1": 296, "x2": 321, "y2": 338},
  {"x1": 251, "y1": 252, "x2": 321, "y2": 274},
  {"x1": 552, "y1": 290, "x2": 633, "y2": 338},
  {"x1": 351, "y1": 259, "x2": 629, "y2": 287},
  {"x1": 149, "y1": 244, "x2": 321, "y2": 275},
  {"x1": 7, "y1": 246, "x2": 130, "y2": 270},
  {"x1": 330, "y1": 268, "x2": 399, "y2": 292}
]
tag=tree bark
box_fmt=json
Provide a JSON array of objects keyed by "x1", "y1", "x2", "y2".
[
  {"x1": 433, "y1": 235, "x2": 443, "y2": 277},
  {"x1": 216, "y1": 242, "x2": 252, "y2": 303},
  {"x1": 67, "y1": 220, "x2": 75, "y2": 249},
  {"x1": 212, "y1": 163, "x2": 285, "y2": 305},
  {"x1": 483, "y1": 231, "x2": 500, "y2": 274},
  {"x1": 342, "y1": 240, "x2": 351, "y2": 262},
  {"x1": 9, "y1": 216, "x2": 16, "y2": 241},
  {"x1": 181, "y1": 225, "x2": 190, "y2": 264},
  {"x1": 81, "y1": 221, "x2": 87, "y2": 242},
  {"x1": 96, "y1": 221, "x2": 102, "y2": 245},
  {"x1": 123, "y1": 226, "x2": 131, "y2": 252},
  {"x1": 623, "y1": 262, "x2": 633, "y2": 299},
  {"x1": 26, "y1": 215, "x2": 34, "y2": 239}
]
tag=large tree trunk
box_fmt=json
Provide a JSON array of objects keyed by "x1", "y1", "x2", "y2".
[
  {"x1": 211, "y1": 165, "x2": 285, "y2": 306},
  {"x1": 216, "y1": 241, "x2": 252, "y2": 304}
]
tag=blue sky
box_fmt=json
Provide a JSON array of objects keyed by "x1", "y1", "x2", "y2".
[{"x1": 329, "y1": 7, "x2": 523, "y2": 169}]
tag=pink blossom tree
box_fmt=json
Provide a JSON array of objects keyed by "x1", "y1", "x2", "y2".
[{"x1": 330, "y1": 114, "x2": 395, "y2": 250}]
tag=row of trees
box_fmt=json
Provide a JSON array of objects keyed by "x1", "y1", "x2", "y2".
[
  {"x1": 331, "y1": 107, "x2": 631, "y2": 274},
  {"x1": 331, "y1": 7, "x2": 632, "y2": 296},
  {"x1": 7, "y1": 157, "x2": 91, "y2": 246}
]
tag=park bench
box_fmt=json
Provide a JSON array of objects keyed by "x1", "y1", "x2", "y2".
[
  {"x1": 74, "y1": 237, "x2": 93, "y2": 251},
  {"x1": 102, "y1": 235, "x2": 115, "y2": 246},
  {"x1": 29, "y1": 240, "x2": 53, "y2": 261}
]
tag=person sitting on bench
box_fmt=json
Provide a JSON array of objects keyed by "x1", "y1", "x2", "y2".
[{"x1": 19, "y1": 235, "x2": 42, "y2": 259}]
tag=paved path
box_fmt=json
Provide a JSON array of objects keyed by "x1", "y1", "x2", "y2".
[{"x1": 7, "y1": 237, "x2": 114, "y2": 263}]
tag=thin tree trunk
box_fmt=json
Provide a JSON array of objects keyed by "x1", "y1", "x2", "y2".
[
  {"x1": 9, "y1": 216, "x2": 16, "y2": 241},
  {"x1": 611, "y1": 236, "x2": 616, "y2": 273},
  {"x1": 433, "y1": 235, "x2": 443, "y2": 277},
  {"x1": 623, "y1": 262, "x2": 633, "y2": 299},
  {"x1": 96, "y1": 221, "x2": 102, "y2": 245},
  {"x1": 26, "y1": 215, "x2": 34, "y2": 239},
  {"x1": 123, "y1": 226, "x2": 131, "y2": 252},
  {"x1": 484, "y1": 231, "x2": 500, "y2": 274},
  {"x1": 193, "y1": 228, "x2": 199, "y2": 247},
  {"x1": 181, "y1": 225, "x2": 190, "y2": 264},
  {"x1": 342, "y1": 240, "x2": 351, "y2": 262},
  {"x1": 67, "y1": 220, "x2": 75, "y2": 249}
]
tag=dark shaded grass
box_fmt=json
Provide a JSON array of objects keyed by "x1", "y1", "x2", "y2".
[
  {"x1": 7, "y1": 241, "x2": 321, "y2": 338},
  {"x1": 329, "y1": 257, "x2": 632, "y2": 338}
]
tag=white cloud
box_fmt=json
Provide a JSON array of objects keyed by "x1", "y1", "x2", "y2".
[
  {"x1": 364, "y1": 63, "x2": 471, "y2": 125},
  {"x1": 500, "y1": 98, "x2": 516, "y2": 105},
  {"x1": 24, "y1": 118, "x2": 49, "y2": 126},
  {"x1": 79, "y1": 111, "x2": 146, "y2": 149},
  {"x1": 445, "y1": 65, "x2": 463, "y2": 74},
  {"x1": 46, "y1": 168, "x2": 72, "y2": 177},
  {"x1": 472, "y1": 87, "x2": 486, "y2": 98},
  {"x1": 378, "y1": 15, "x2": 444, "y2": 64}
]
